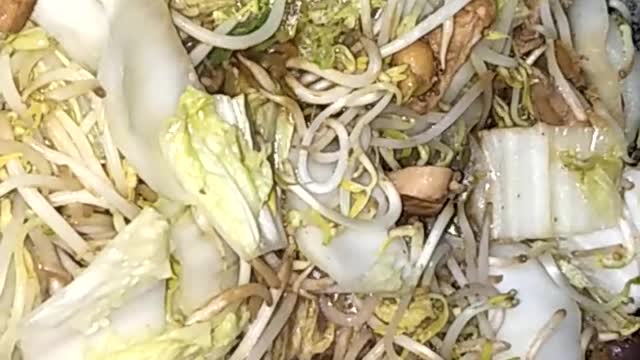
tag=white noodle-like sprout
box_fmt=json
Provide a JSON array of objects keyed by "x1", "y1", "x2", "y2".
[
  {"x1": 0, "y1": 197, "x2": 26, "y2": 292},
  {"x1": 188, "y1": 19, "x2": 237, "y2": 65},
  {"x1": 297, "y1": 119, "x2": 350, "y2": 194},
  {"x1": 525, "y1": 309, "x2": 567, "y2": 360},
  {"x1": 580, "y1": 326, "x2": 595, "y2": 358},
  {"x1": 29, "y1": 141, "x2": 140, "y2": 219},
  {"x1": 247, "y1": 293, "x2": 298, "y2": 360},
  {"x1": 394, "y1": 335, "x2": 446, "y2": 360},
  {"x1": 609, "y1": 0, "x2": 632, "y2": 21},
  {"x1": 238, "y1": 55, "x2": 277, "y2": 93},
  {"x1": 441, "y1": 295, "x2": 515, "y2": 360},
  {"x1": 442, "y1": 62, "x2": 475, "y2": 103},
  {"x1": 545, "y1": 40, "x2": 587, "y2": 122},
  {"x1": 350, "y1": 94, "x2": 394, "y2": 146},
  {"x1": 171, "y1": 0, "x2": 286, "y2": 50},
  {"x1": 440, "y1": 17, "x2": 454, "y2": 70},
  {"x1": 474, "y1": 43, "x2": 518, "y2": 67},
  {"x1": 539, "y1": 0, "x2": 558, "y2": 39},
  {"x1": 372, "y1": 74, "x2": 491, "y2": 149},
  {"x1": 284, "y1": 75, "x2": 352, "y2": 105},
  {"x1": 99, "y1": 116, "x2": 127, "y2": 196},
  {"x1": 457, "y1": 200, "x2": 478, "y2": 282},
  {"x1": 381, "y1": 0, "x2": 472, "y2": 57},
  {"x1": 259, "y1": 89, "x2": 308, "y2": 135},
  {"x1": 477, "y1": 203, "x2": 491, "y2": 283},
  {"x1": 45, "y1": 79, "x2": 101, "y2": 101},
  {"x1": 55, "y1": 110, "x2": 110, "y2": 182},
  {"x1": 20, "y1": 67, "x2": 92, "y2": 100},
  {"x1": 344, "y1": 327, "x2": 374, "y2": 360},
  {"x1": 538, "y1": 254, "x2": 621, "y2": 312},
  {"x1": 47, "y1": 189, "x2": 110, "y2": 208},
  {"x1": 287, "y1": 39, "x2": 382, "y2": 88},
  {"x1": 360, "y1": 0, "x2": 374, "y2": 38},
  {"x1": 377, "y1": 0, "x2": 398, "y2": 46},
  {"x1": 0, "y1": 55, "x2": 28, "y2": 117},
  {"x1": 549, "y1": 0, "x2": 573, "y2": 48},
  {"x1": 0, "y1": 175, "x2": 80, "y2": 198}
]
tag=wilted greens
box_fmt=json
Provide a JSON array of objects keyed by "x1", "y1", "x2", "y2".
[{"x1": 1, "y1": 0, "x2": 639, "y2": 359}]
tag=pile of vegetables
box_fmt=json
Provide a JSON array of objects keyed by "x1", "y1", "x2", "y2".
[{"x1": 0, "y1": 0, "x2": 638, "y2": 358}]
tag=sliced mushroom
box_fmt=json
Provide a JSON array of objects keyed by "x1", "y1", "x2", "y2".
[
  {"x1": 0, "y1": 0, "x2": 36, "y2": 33},
  {"x1": 408, "y1": 0, "x2": 496, "y2": 114},
  {"x1": 389, "y1": 166, "x2": 453, "y2": 216}
]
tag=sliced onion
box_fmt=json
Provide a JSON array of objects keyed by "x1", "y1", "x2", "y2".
[{"x1": 171, "y1": 0, "x2": 285, "y2": 50}]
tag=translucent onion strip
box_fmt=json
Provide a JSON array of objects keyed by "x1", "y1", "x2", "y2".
[
  {"x1": 171, "y1": 0, "x2": 286, "y2": 50},
  {"x1": 373, "y1": 74, "x2": 491, "y2": 149},
  {"x1": 380, "y1": 0, "x2": 472, "y2": 57},
  {"x1": 287, "y1": 38, "x2": 382, "y2": 88}
]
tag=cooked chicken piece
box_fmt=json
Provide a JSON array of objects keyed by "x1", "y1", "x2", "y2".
[
  {"x1": 0, "y1": 0, "x2": 36, "y2": 33},
  {"x1": 392, "y1": 40, "x2": 436, "y2": 98},
  {"x1": 407, "y1": 0, "x2": 496, "y2": 114},
  {"x1": 389, "y1": 166, "x2": 453, "y2": 216}
]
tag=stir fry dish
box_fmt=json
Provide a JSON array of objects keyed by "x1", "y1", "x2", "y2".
[{"x1": 0, "y1": 0, "x2": 639, "y2": 359}]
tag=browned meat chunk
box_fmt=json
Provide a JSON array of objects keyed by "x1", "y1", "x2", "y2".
[
  {"x1": 389, "y1": 166, "x2": 453, "y2": 216},
  {"x1": 0, "y1": 0, "x2": 36, "y2": 33},
  {"x1": 530, "y1": 69, "x2": 580, "y2": 126},
  {"x1": 392, "y1": 40, "x2": 436, "y2": 98},
  {"x1": 408, "y1": 0, "x2": 496, "y2": 114}
]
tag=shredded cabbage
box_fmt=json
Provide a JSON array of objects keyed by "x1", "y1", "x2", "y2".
[{"x1": 161, "y1": 87, "x2": 283, "y2": 260}]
